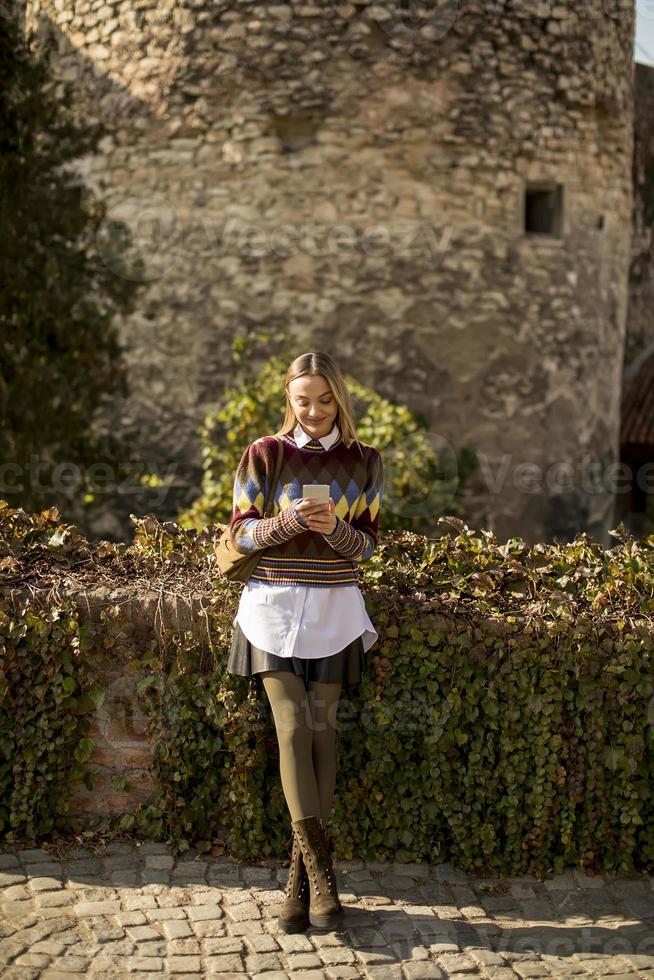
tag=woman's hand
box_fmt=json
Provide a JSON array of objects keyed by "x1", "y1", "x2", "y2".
[{"x1": 295, "y1": 497, "x2": 337, "y2": 535}]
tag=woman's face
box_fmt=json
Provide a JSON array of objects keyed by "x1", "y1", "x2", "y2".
[{"x1": 288, "y1": 375, "x2": 338, "y2": 439}]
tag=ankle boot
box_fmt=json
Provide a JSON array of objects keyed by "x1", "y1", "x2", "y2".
[
  {"x1": 277, "y1": 831, "x2": 310, "y2": 933},
  {"x1": 321, "y1": 818, "x2": 335, "y2": 855},
  {"x1": 292, "y1": 815, "x2": 343, "y2": 929}
]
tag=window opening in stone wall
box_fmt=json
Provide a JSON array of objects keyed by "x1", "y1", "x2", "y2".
[{"x1": 523, "y1": 183, "x2": 564, "y2": 237}]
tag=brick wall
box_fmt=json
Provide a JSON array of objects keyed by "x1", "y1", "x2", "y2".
[
  {"x1": 13, "y1": 582, "x2": 221, "y2": 828},
  {"x1": 72, "y1": 665, "x2": 156, "y2": 822}
]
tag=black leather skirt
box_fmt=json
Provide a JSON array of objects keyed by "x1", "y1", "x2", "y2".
[{"x1": 228, "y1": 619, "x2": 368, "y2": 690}]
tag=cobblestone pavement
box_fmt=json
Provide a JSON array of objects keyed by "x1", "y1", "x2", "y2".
[{"x1": 1, "y1": 842, "x2": 653, "y2": 979}]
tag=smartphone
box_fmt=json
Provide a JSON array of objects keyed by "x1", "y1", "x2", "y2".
[{"x1": 302, "y1": 483, "x2": 330, "y2": 504}]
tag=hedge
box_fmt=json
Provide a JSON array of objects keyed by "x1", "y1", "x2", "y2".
[{"x1": 1, "y1": 500, "x2": 652, "y2": 876}]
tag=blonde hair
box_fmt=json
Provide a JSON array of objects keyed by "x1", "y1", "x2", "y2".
[{"x1": 272, "y1": 352, "x2": 364, "y2": 458}]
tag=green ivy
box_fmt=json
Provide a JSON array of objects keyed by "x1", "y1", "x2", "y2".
[
  {"x1": 1, "y1": 501, "x2": 653, "y2": 876},
  {"x1": 0, "y1": 598, "x2": 101, "y2": 841},
  {"x1": 127, "y1": 515, "x2": 654, "y2": 873}
]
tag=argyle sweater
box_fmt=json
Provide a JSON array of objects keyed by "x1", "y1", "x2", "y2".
[{"x1": 229, "y1": 430, "x2": 384, "y2": 587}]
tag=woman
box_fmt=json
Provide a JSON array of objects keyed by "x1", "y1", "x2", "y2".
[{"x1": 226, "y1": 351, "x2": 385, "y2": 933}]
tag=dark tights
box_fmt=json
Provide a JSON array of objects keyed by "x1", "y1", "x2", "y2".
[{"x1": 260, "y1": 670, "x2": 342, "y2": 823}]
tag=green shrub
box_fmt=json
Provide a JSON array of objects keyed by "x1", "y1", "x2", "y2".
[{"x1": 178, "y1": 330, "x2": 477, "y2": 537}]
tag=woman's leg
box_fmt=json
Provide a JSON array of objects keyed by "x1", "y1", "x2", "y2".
[
  {"x1": 307, "y1": 680, "x2": 342, "y2": 824},
  {"x1": 260, "y1": 670, "x2": 321, "y2": 822}
]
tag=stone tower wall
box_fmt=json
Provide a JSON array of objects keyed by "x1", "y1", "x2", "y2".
[
  {"x1": 626, "y1": 62, "x2": 654, "y2": 373},
  {"x1": 18, "y1": 0, "x2": 635, "y2": 546}
]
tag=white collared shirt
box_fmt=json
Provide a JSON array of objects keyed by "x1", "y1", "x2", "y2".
[{"x1": 234, "y1": 421, "x2": 379, "y2": 659}]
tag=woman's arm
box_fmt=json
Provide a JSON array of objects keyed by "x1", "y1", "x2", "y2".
[
  {"x1": 321, "y1": 448, "x2": 384, "y2": 562},
  {"x1": 230, "y1": 439, "x2": 308, "y2": 555}
]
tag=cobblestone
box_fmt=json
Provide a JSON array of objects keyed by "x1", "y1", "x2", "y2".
[{"x1": 0, "y1": 844, "x2": 652, "y2": 978}]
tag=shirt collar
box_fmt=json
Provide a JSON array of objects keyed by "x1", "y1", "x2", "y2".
[{"x1": 293, "y1": 420, "x2": 340, "y2": 449}]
